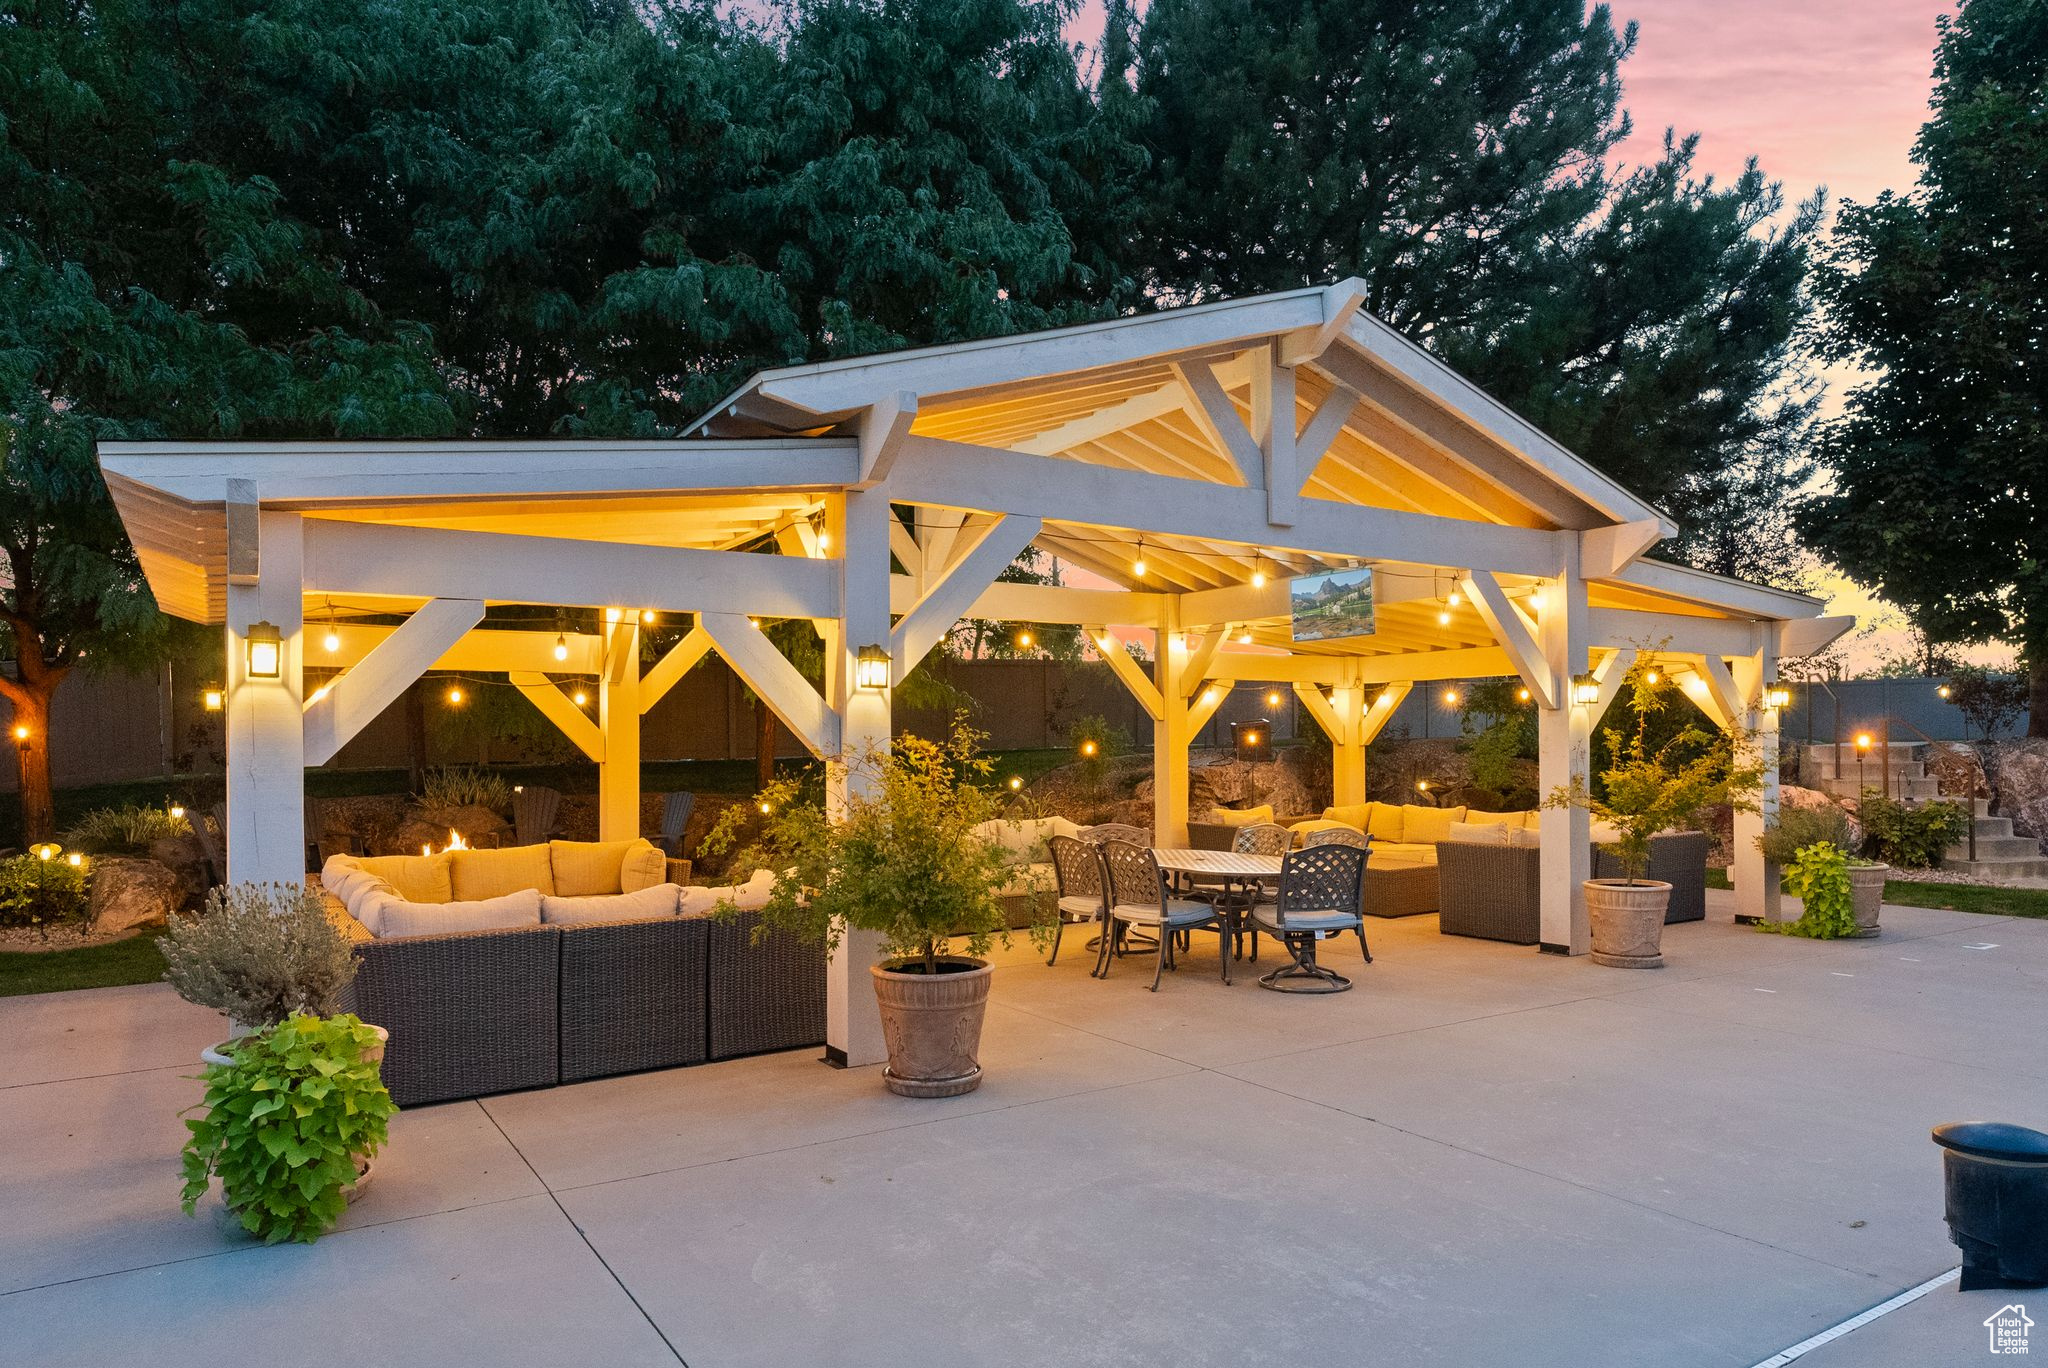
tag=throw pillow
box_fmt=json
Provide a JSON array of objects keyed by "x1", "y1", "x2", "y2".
[
  {"x1": 1323, "y1": 803, "x2": 1373, "y2": 830},
  {"x1": 540, "y1": 883, "x2": 682, "y2": 926},
  {"x1": 619, "y1": 839, "x2": 666, "y2": 892},
  {"x1": 1507, "y1": 827, "x2": 1542, "y2": 849},
  {"x1": 1441, "y1": 821, "x2": 1510, "y2": 846},
  {"x1": 1207, "y1": 804, "x2": 1274, "y2": 827},
  {"x1": 371, "y1": 888, "x2": 543, "y2": 939},
  {"x1": 352, "y1": 852, "x2": 452, "y2": 904},
  {"x1": 548, "y1": 839, "x2": 635, "y2": 896},
  {"x1": 449, "y1": 844, "x2": 556, "y2": 901},
  {"x1": 1364, "y1": 802, "x2": 1406, "y2": 843}
]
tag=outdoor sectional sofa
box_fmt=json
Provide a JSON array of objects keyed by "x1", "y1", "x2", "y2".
[
  {"x1": 1436, "y1": 831, "x2": 1711, "y2": 945},
  {"x1": 319, "y1": 842, "x2": 823, "y2": 1106}
]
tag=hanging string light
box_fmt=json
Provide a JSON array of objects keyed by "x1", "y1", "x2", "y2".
[
  {"x1": 554, "y1": 633, "x2": 570, "y2": 662},
  {"x1": 1131, "y1": 537, "x2": 1147, "y2": 580},
  {"x1": 321, "y1": 598, "x2": 341, "y2": 655},
  {"x1": 445, "y1": 684, "x2": 465, "y2": 706}
]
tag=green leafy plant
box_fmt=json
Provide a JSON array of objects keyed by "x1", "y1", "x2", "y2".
[
  {"x1": 703, "y1": 719, "x2": 1051, "y2": 974},
  {"x1": 1756, "y1": 802, "x2": 1857, "y2": 866},
  {"x1": 418, "y1": 765, "x2": 513, "y2": 812},
  {"x1": 62, "y1": 803, "x2": 193, "y2": 855},
  {"x1": 1548, "y1": 653, "x2": 1765, "y2": 883},
  {"x1": 1459, "y1": 679, "x2": 1538, "y2": 806},
  {"x1": 157, "y1": 883, "x2": 358, "y2": 1028},
  {"x1": 180, "y1": 1013, "x2": 396, "y2": 1244},
  {"x1": 0, "y1": 851, "x2": 91, "y2": 933},
  {"x1": 1856, "y1": 794, "x2": 1969, "y2": 869},
  {"x1": 1760, "y1": 842, "x2": 1858, "y2": 939}
]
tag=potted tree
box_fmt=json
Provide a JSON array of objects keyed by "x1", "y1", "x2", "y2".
[
  {"x1": 704, "y1": 721, "x2": 1051, "y2": 1097},
  {"x1": 1549, "y1": 657, "x2": 1763, "y2": 967},
  {"x1": 157, "y1": 882, "x2": 372, "y2": 1064}
]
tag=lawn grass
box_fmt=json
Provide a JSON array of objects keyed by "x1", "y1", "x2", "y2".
[
  {"x1": 1705, "y1": 867, "x2": 2048, "y2": 919},
  {"x1": 0, "y1": 929, "x2": 168, "y2": 997}
]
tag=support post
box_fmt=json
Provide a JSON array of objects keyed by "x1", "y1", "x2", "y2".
[
  {"x1": 824, "y1": 488, "x2": 892, "y2": 1070},
  {"x1": 1536, "y1": 565, "x2": 1592, "y2": 954},
  {"x1": 1729, "y1": 650, "x2": 1785, "y2": 924},
  {"x1": 596, "y1": 620, "x2": 640, "y2": 840},
  {"x1": 1151, "y1": 597, "x2": 1191, "y2": 844},
  {"x1": 225, "y1": 510, "x2": 306, "y2": 884},
  {"x1": 1329, "y1": 681, "x2": 1367, "y2": 806}
]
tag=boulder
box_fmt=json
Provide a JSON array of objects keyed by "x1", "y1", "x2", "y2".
[
  {"x1": 146, "y1": 836, "x2": 207, "y2": 908},
  {"x1": 88, "y1": 856, "x2": 182, "y2": 935},
  {"x1": 390, "y1": 802, "x2": 513, "y2": 856},
  {"x1": 1991, "y1": 738, "x2": 2048, "y2": 843},
  {"x1": 1777, "y1": 785, "x2": 1863, "y2": 847}
]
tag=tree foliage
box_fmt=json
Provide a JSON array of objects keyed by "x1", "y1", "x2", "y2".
[{"x1": 1801, "y1": 0, "x2": 2048, "y2": 733}]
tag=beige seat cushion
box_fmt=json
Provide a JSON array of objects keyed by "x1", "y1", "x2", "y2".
[
  {"x1": 540, "y1": 883, "x2": 682, "y2": 926},
  {"x1": 677, "y1": 869, "x2": 778, "y2": 916},
  {"x1": 351, "y1": 852, "x2": 451, "y2": 905},
  {"x1": 1401, "y1": 804, "x2": 1467, "y2": 844},
  {"x1": 449, "y1": 844, "x2": 556, "y2": 901},
  {"x1": 1323, "y1": 803, "x2": 1373, "y2": 830},
  {"x1": 1507, "y1": 827, "x2": 1542, "y2": 849},
  {"x1": 369, "y1": 888, "x2": 543, "y2": 939},
  {"x1": 1461, "y1": 811, "x2": 1513, "y2": 829},
  {"x1": 975, "y1": 816, "x2": 1085, "y2": 867},
  {"x1": 1441, "y1": 820, "x2": 1510, "y2": 846},
  {"x1": 1206, "y1": 804, "x2": 1274, "y2": 827},
  {"x1": 1290, "y1": 818, "x2": 1361, "y2": 842},
  {"x1": 1589, "y1": 817, "x2": 1625, "y2": 845}
]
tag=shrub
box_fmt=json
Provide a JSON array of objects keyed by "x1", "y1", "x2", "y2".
[
  {"x1": 0, "y1": 852, "x2": 91, "y2": 932},
  {"x1": 1756, "y1": 803, "x2": 1856, "y2": 866},
  {"x1": 63, "y1": 803, "x2": 192, "y2": 855},
  {"x1": 1761, "y1": 842, "x2": 1858, "y2": 939},
  {"x1": 1857, "y1": 794, "x2": 1970, "y2": 869},
  {"x1": 181, "y1": 1013, "x2": 396, "y2": 1244},
  {"x1": 704, "y1": 720, "x2": 1049, "y2": 973},
  {"x1": 419, "y1": 766, "x2": 513, "y2": 812},
  {"x1": 157, "y1": 883, "x2": 358, "y2": 1028},
  {"x1": 1066, "y1": 714, "x2": 1128, "y2": 789}
]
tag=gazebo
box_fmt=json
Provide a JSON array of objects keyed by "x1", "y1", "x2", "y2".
[{"x1": 99, "y1": 280, "x2": 1850, "y2": 1067}]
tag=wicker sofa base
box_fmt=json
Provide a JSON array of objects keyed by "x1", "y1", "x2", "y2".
[
  {"x1": 1363, "y1": 862, "x2": 1440, "y2": 918},
  {"x1": 343, "y1": 909, "x2": 823, "y2": 1107}
]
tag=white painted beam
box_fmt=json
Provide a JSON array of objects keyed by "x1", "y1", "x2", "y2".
[
  {"x1": 1180, "y1": 580, "x2": 1288, "y2": 627},
  {"x1": 890, "y1": 515, "x2": 1042, "y2": 683},
  {"x1": 1292, "y1": 682, "x2": 1349, "y2": 745},
  {"x1": 856, "y1": 390, "x2": 918, "y2": 488},
  {"x1": 886, "y1": 575, "x2": 1160, "y2": 628},
  {"x1": 303, "y1": 598, "x2": 483, "y2": 767},
  {"x1": 510, "y1": 672, "x2": 604, "y2": 761},
  {"x1": 316, "y1": 623, "x2": 602, "y2": 675},
  {"x1": 1361, "y1": 681, "x2": 1411, "y2": 744},
  {"x1": 1089, "y1": 628, "x2": 1164, "y2": 720},
  {"x1": 1780, "y1": 615, "x2": 1856, "y2": 659},
  {"x1": 1248, "y1": 347, "x2": 1299, "y2": 526},
  {"x1": 1462, "y1": 571, "x2": 1556, "y2": 709},
  {"x1": 302, "y1": 519, "x2": 838, "y2": 620},
  {"x1": 1294, "y1": 383, "x2": 1361, "y2": 479},
  {"x1": 699, "y1": 612, "x2": 839, "y2": 758},
  {"x1": 889, "y1": 436, "x2": 1572, "y2": 578},
  {"x1": 640, "y1": 627, "x2": 713, "y2": 712},
  {"x1": 1278, "y1": 278, "x2": 1369, "y2": 367},
  {"x1": 1189, "y1": 682, "x2": 1232, "y2": 734},
  {"x1": 1581, "y1": 519, "x2": 1664, "y2": 580},
  {"x1": 1172, "y1": 358, "x2": 1263, "y2": 488}
]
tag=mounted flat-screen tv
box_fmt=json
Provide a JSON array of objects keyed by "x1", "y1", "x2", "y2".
[{"x1": 1290, "y1": 567, "x2": 1376, "y2": 644}]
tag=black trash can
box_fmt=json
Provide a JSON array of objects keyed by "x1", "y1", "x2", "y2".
[{"x1": 1933, "y1": 1121, "x2": 2048, "y2": 1290}]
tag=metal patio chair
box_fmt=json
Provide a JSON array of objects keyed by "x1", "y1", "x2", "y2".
[
  {"x1": 1095, "y1": 840, "x2": 1230, "y2": 990},
  {"x1": 1046, "y1": 835, "x2": 1110, "y2": 967},
  {"x1": 1251, "y1": 843, "x2": 1372, "y2": 993}
]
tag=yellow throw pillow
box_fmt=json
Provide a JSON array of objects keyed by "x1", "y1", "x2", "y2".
[
  {"x1": 1323, "y1": 803, "x2": 1373, "y2": 830},
  {"x1": 449, "y1": 844, "x2": 556, "y2": 901},
  {"x1": 1207, "y1": 804, "x2": 1274, "y2": 827},
  {"x1": 549, "y1": 839, "x2": 634, "y2": 897},
  {"x1": 1365, "y1": 802, "x2": 1406, "y2": 844},
  {"x1": 619, "y1": 839, "x2": 666, "y2": 893},
  {"x1": 1401, "y1": 804, "x2": 1468, "y2": 845},
  {"x1": 354, "y1": 852, "x2": 452, "y2": 905}
]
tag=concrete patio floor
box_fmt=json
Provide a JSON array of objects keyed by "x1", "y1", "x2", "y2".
[{"x1": 3, "y1": 893, "x2": 2044, "y2": 1367}]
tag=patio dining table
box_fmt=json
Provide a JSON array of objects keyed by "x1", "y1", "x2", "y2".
[{"x1": 1149, "y1": 847, "x2": 1283, "y2": 962}]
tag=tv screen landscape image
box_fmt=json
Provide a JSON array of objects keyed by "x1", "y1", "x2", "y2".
[{"x1": 1290, "y1": 567, "x2": 1376, "y2": 643}]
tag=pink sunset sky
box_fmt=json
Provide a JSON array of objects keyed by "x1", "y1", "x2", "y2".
[{"x1": 1068, "y1": 0, "x2": 1960, "y2": 669}]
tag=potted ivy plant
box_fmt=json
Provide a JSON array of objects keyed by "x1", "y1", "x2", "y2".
[
  {"x1": 157, "y1": 882, "x2": 375, "y2": 1065},
  {"x1": 704, "y1": 720, "x2": 1052, "y2": 1097},
  {"x1": 1756, "y1": 802, "x2": 1883, "y2": 936},
  {"x1": 181, "y1": 1013, "x2": 396, "y2": 1242},
  {"x1": 1548, "y1": 656, "x2": 1763, "y2": 968}
]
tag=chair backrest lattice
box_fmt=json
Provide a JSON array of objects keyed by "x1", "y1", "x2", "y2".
[
  {"x1": 1302, "y1": 827, "x2": 1369, "y2": 850},
  {"x1": 1049, "y1": 834, "x2": 1105, "y2": 901},
  {"x1": 1079, "y1": 823, "x2": 1151, "y2": 847},
  {"x1": 1100, "y1": 840, "x2": 1168, "y2": 913},
  {"x1": 1275, "y1": 844, "x2": 1368, "y2": 924},
  {"x1": 1233, "y1": 823, "x2": 1293, "y2": 856}
]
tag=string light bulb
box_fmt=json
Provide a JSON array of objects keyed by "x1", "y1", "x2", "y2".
[
  {"x1": 1517, "y1": 687, "x2": 1531, "y2": 703},
  {"x1": 554, "y1": 634, "x2": 569, "y2": 662},
  {"x1": 605, "y1": 608, "x2": 622, "y2": 623},
  {"x1": 1015, "y1": 629, "x2": 1034, "y2": 650},
  {"x1": 1437, "y1": 609, "x2": 1452, "y2": 627},
  {"x1": 1442, "y1": 688, "x2": 1460, "y2": 707},
  {"x1": 1645, "y1": 670, "x2": 1659, "y2": 684},
  {"x1": 1447, "y1": 589, "x2": 1462, "y2": 607},
  {"x1": 572, "y1": 689, "x2": 589, "y2": 706},
  {"x1": 640, "y1": 610, "x2": 655, "y2": 625},
  {"x1": 1265, "y1": 690, "x2": 1282, "y2": 708},
  {"x1": 445, "y1": 685, "x2": 464, "y2": 705},
  {"x1": 1132, "y1": 538, "x2": 1147, "y2": 580},
  {"x1": 1529, "y1": 590, "x2": 1545, "y2": 610},
  {"x1": 323, "y1": 625, "x2": 341, "y2": 654},
  {"x1": 1238, "y1": 631, "x2": 1253, "y2": 645}
]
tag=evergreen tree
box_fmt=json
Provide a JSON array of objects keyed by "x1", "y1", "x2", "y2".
[
  {"x1": 1120, "y1": 0, "x2": 1821, "y2": 576},
  {"x1": 1801, "y1": 0, "x2": 2048, "y2": 734}
]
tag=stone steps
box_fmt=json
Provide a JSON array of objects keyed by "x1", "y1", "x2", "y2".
[
  {"x1": 1940, "y1": 857, "x2": 2048, "y2": 880},
  {"x1": 1945, "y1": 834, "x2": 2043, "y2": 861}
]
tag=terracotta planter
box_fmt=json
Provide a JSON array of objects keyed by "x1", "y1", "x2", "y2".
[
  {"x1": 870, "y1": 958, "x2": 993, "y2": 1098},
  {"x1": 1585, "y1": 879, "x2": 1672, "y2": 968},
  {"x1": 1847, "y1": 863, "x2": 1887, "y2": 938}
]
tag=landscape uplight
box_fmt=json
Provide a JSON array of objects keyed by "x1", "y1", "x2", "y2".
[
  {"x1": 1008, "y1": 776, "x2": 1024, "y2": 791},
  {"x1": 1079, "y1": 738, "x2": 1099, "y2": 758}
]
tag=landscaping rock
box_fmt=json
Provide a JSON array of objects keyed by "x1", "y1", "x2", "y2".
[
  {"x1": 1991, "y1": 738, "x2": 2048, "y2": 844},
  {"x1": 146, "y1": 836, "x2": 207, "y2": 907},
  {"x1": 1778, "y1": 784, "x2": 1863, "y2": 846},
  {"x1": 391, "y1": 802, "x2": 511, "y2": 855},
  {"x1": 88, "y1": 856, "x2": 182, "y2": 934}
]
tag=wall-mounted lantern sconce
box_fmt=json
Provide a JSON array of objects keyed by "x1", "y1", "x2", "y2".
[
  {"x1": 855, "y1": 643, "x2": 891, "y2": 691},
  {"x1": 245, "y1": 621, "x2": 282, "y2": 680},
  {"x1": 1766, "y1": 685, "x2": 1791, "y2": 710},
  {"x1": 1571, "y1": 673, "x2": 1600, "y2": 706},
  {"x1": 202, "y1": 687, "x2": 225, "y2": 712}
]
